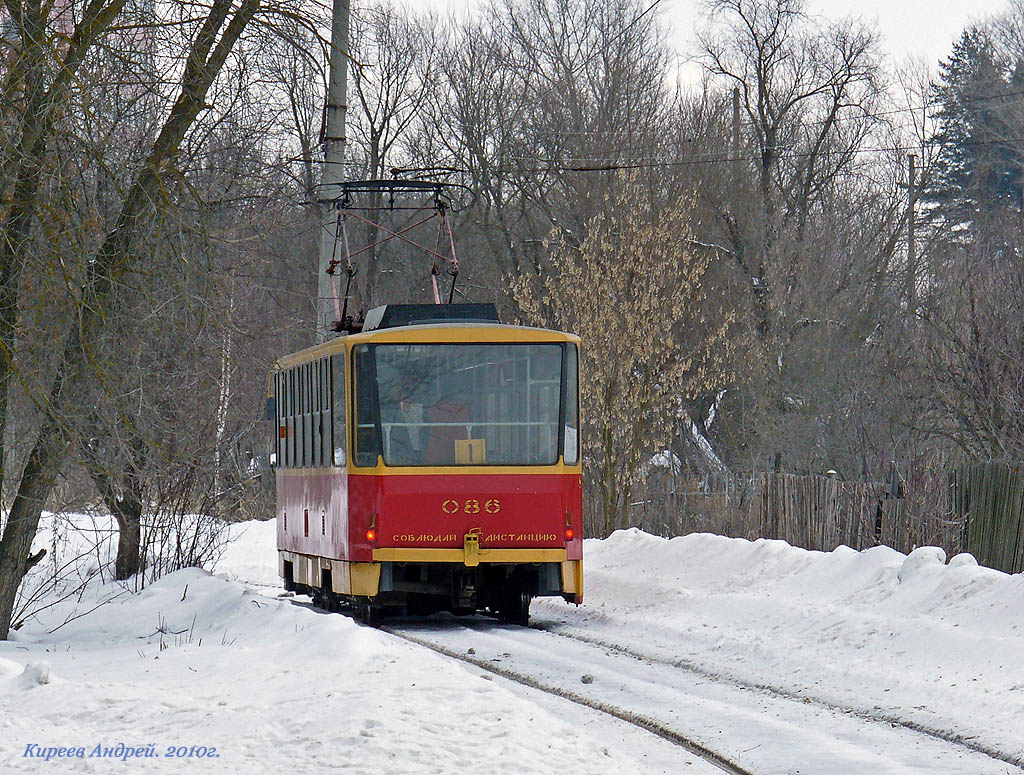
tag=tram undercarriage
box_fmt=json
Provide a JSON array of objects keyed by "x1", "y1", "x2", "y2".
[{"x1": 280, "y1": 550, "x2": 582, "y2": 625}]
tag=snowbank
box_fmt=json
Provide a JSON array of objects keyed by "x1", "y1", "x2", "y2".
[
  {"x1": 535, "y1": 528, "x2": 1024, "y2": 759},
  {"x1": 5, "y1": 515, "x2": 1024, "y2": 771},
  {"x1": 0, "y1": 517, "x2": 673, "y2": 774}
]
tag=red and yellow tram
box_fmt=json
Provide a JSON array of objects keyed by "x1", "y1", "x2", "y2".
[{"x1": 270, "y1": 304, "x2": 582, "y2": 624}]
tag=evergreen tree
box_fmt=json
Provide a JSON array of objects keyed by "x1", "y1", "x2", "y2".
[{"x1": 928, "y1": 27, "x2": 1024, "y2": 233}]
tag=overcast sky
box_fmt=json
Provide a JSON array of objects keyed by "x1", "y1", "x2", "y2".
[{"x1": 404, "y1": 0, "x2": 1011, "y2": 79}]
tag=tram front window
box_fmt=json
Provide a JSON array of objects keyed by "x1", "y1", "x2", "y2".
[{"x1": 356, "y1": 343, "x2": 565, "y2": 466}]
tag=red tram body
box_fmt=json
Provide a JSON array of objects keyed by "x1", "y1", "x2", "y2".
[{"x1": 270, "y1": 304, "x2": 582, "y2": 623}]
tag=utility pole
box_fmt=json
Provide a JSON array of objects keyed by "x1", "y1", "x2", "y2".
[
  {"x1": 907, "y1": 153, "x2": 917, "y2": 312},
  {"x1": 317, "y1": 0, "x2": 350, "y2": 342}
]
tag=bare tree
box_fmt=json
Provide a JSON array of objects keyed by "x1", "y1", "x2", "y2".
[
  {"x1": 416, "y1": 0, "x2": 676, "y2": 305},
  {"x1": 346, "y1": 1, "x2": 437, "y2": 307},
  {"x1": 701, "y1": 0, "x2": 884, "y2": 342},
  {"x1": 688, "y1": 0, "x2": 921, "y2": 476},
  {"x1": 513, "y1": 174, "x2": 734, "y2": 535},
  {"x1": 0, "y1": 0, "x2": 262, "y2": 639}
]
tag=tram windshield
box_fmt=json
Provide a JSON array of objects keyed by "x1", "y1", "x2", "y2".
[{"x1": 354, "y1": 343, "x2": 576, "y2": 467}]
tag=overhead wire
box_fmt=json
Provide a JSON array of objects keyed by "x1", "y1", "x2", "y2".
[
  {"x1": 286, "y1": 55, "x2": 1024, "y2": 178},
  {"x1": 296, "y1": 114, "x2": 1024, "y2": 177},
  {"x1": 387, "y1": 130, "x2": 1024, "y2": 178}
]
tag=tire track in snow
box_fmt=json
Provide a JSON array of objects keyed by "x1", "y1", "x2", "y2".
[
  {"x1": 248, "y1": 580, "x2": 1022, "y2": 773},
  {"x1": 379, "y1": 624, "x2": 755, "y2": 775},
  {"x1": 530, "y1": 621, "x2": 1024, "y2": 772},
  {"x1": 251, "y1": 585, "x2": 747, "y2": 773}
]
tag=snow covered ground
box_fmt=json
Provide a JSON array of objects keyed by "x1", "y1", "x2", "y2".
[
  {"x1": 1, "y1": 515, "x2": 1022, "y2": 773},
  {"x1": 534, "y1": 530, "x2": 1024, "y2": 764}
]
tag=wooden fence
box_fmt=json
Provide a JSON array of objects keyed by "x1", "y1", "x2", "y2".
[
  {"x1": 760, "y1": 473, "x2": 880, "y2": 551},
  {"x1": 628, "y1": 471, "x2": 761, "y2": 540},
  {"x1": 950, "y1": 462, "x2": 1024, "y2": 574},
  {"x1": 629, "y1": 462, "x2": 1024, "y2": 573},
  {"x1": 631, "y1": 471, "x2": 904, "y2": 551}
]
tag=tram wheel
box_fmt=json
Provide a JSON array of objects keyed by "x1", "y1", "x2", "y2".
[
  {"x1": 311, "y1": 585, "x2": 337, "y2": 611},
  {"x1": 501, "y1": 589, "x2": 532, "y2": 626},
  {"x1": 357, "y1": 601, "x2": 380, "y2": 626}
]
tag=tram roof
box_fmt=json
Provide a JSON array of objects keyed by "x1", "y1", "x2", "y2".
[{"x1": 274, "y1": 322, "x2": 580, "y2": 370}]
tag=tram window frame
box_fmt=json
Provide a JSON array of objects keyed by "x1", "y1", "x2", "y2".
[
  {"x1": 331, "y1": 353, "x2": 346, "y2": 465},
  {"x1": 311, "y1": 359, "x2": 321, "y2": 467},
  {"x1": 287, "y1": 369, "x2": 293, "y2": 468},
  {"x1": 321, "y1": 356, "x2": 333, "y2": 465},
  {"x1": 299, "y1": 362, "x2": 307, "y2": 464},
  {"x1": 359, "y1": 341, "x2": 567, "y2": 467},
  {"x1": 275, "y1": 372, "x2": 283, "y2": 468},
  {"x1": 352, "y1": 345, "x2": 382, "y2": 467},
  {"x1": 286, "y1": 367, "x2": 293, "y2": 468},
  {"x1": 563, "y1": 343, "x2": 580, "y2": 465}
]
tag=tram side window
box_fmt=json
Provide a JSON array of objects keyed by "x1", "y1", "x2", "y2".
[
  {"x1": 353, "y1": 345, "x2": 381, "y2": 466},
  {"x1": 288, "y1": 368, "x2": 297, "y2": 468},
  {"x1": 295, "y1": 365, "x2": 303, "y2": 467},
  {"x1": 275, "y1": 372, "x2": 284, "y2": 468},
  {"x1": 299, "y1": 362, "x2": 305, "y2": 464},
  {"x1": 309, "y1": 362, "x2": 315, "y2": 467},
  {"x1": 321, "y1": 357, "x2": 332, "y2": 465},
  {"x1": 278, "y1": 369, "x2": 288, "y2": 468},
  {"x1": 311, "y1": 360, "x2": 321, "y2": 467},
  {"x1": 564, "y1": 344, "x2": 579, "y2": 465},
  {"x1": 288, "y1": 369, "x2": 294, "y2": 468},
  {"x1": 331, "y1": 354, "x2": 346, "y2": 465},
  {"x1": 319, "y1": 357, "x2": 329, "y2": 466},
  {"x1": 307, "y1": 364, "x2": 313, "y2": 466},
  {"x1": 293, "y1": 366, "x2": 302, "y2": 467},
  {"x1": 291, "y1": 366, "x2": 299, "y2": 468}
]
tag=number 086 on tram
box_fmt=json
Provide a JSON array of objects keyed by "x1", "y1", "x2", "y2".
[{"x1": 269, "y1": 304, "x2": 582, "y2": 625}]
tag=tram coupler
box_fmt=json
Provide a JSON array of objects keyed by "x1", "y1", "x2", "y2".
[{"x1": 463, "y1": 528, "x2": 482, "y2": 566}]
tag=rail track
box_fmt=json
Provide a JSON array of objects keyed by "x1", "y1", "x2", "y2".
[
  {"x1": 257, "y1": 584, "x2": 747, "y2": 774},
  {"x1": 528, "y1": 619, "x2": 1024, "y2": 772},
  {"x1": 380, "y1": 623, "x2": 754, "y2": 775},
  {"x1": 252, "y1": 581, "x2": 1023, "y2": 774},
  {"x1": 376, "y1": 616, "x2": 1023, "y2": 775}
]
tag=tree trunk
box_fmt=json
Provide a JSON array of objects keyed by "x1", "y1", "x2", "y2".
[
  {"x1": 0, "y1": 433, "x2": 61, "y2": 636},
  {"x1": 112, "y1": 500, "x2": 143, "y2": 581},
  {"x1": 87, "y1": 455, "x2": 145, "y2": 581},
  {"x1": 214, "y1": 291, "x2": 235, "y2": 498},
  {"x1": 601, "y1": 422, "x2": 618, "y2": 537},
  {"x1": 0, "y1": 0, "x2": 260, "y2": 639}
]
